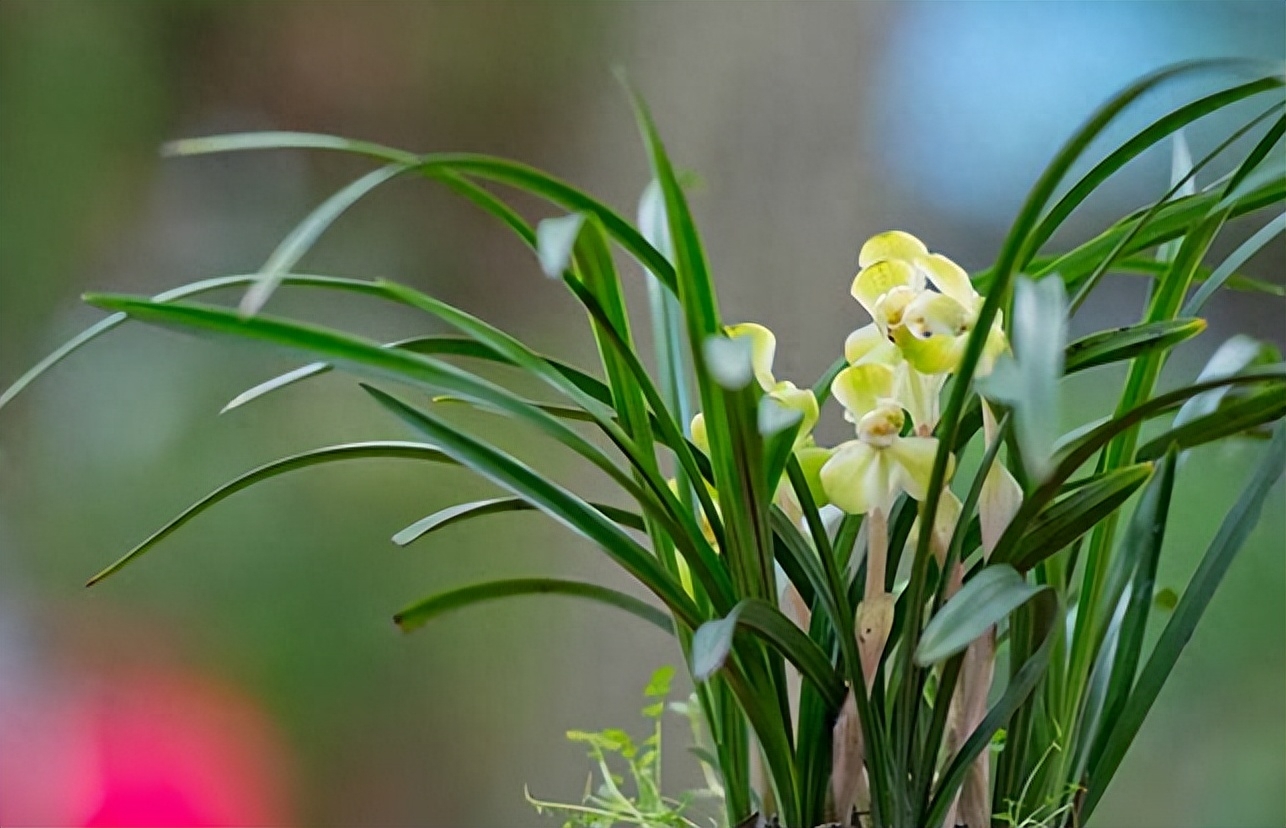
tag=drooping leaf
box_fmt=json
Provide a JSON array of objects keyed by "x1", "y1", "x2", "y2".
[
  {"x1": 393, "y1": 496, "x2": 645, "y2": 546},
  {"x1": 2, "y1": 274, "x2": 392, "y2": 413},
  {"x1": 1136, "y1": 385, "x2": 1286, "y2": 461},
  {"x1": 690, "y1": 598, "x2": 845, "y2": 709},
  {"x1": 916, "y1": 565, "x2": 1049, "y2": 665},
  {"x1": 1011, "y1": 462, "x2": 1153, "y2": 572},
  {"x1": 361, "y1": 384, "x2": 703, "y2": 629},
  {"x1": 1064, "y1": 318, "x2": 1206, "y2": 375},
  {"x1": 393, "y1": 578, "x2": 673, "y2": 635},
  {"x1": 85, "y1": 442, "x2": 455, "y2": 586},
  {"x1": 243, "y1": 163, "x2": 410, "y2": 315},
  {"x1": 1082, "y1": 423, "x2": 1286, "y2": 819},
  {"x1": 1183, "y1": 210, "x2": 1286, "y2": 314}
]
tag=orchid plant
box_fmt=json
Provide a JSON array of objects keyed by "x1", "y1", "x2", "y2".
[{"x1": 5, "y1": 60, "x2": 1285, "y2": 828}]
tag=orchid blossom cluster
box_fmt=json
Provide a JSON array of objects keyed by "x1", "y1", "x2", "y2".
[{"x1": 689, "y1": 231, "x2": 1023, "y2": 827}]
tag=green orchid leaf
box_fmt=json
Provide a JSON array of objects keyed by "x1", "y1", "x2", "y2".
[
  {"x1": 691, "y1": 598, "x2": 845, "y2": 710},
  {"x1": 393, "y1": 496, "x2": 645, "y2": 546},
  {"x1": 393, "y1": 578, "x2": 673, "y2": 636},
  {"x1": 361, "y1": 384, "x2": 702, "y2": 630},
  {"x1": 1082, "y1": 423, "x2": 1286, "y2": 819},
  {"x1": 1136, "y1": 385, "x2": 1286, "y2": 461},
  {"x1": 916, "y1": 565, "x2": 1049, "y2": 666},
  {"x1": 1064, "y1": 318, "x2": 1206, "y2": 375},
  {"x1": 85, "y1": 442, "x2": 455, "y2": 586},
  {"x1": 1011, "y1": 462, "x2": 1154, "y2": 572}
]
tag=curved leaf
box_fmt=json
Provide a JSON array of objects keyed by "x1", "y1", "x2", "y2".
[
  {"x1": 85, "y1": 441, "x2": 455, "y2": 586},
  {"x1": 1, "y1": 274, "x2": 390, "y2": 413},
  {"x1": 1081, "y1": 423, "x2": 1286, "y2": 819},
  {"x1": 393, "y1": 578, "x2": 672, "y2": 635},
  {"x1": 916, "y1": 565, "x2": 1048, "y2": 665},
  {"x1": 691, "y1": 598, "x2": 846, "y2": 710},
  {"x1": 243, "y1": 163, "x2": 410, "y2": 315},
  {"x1": 223, "y1": 334, "x2": 614, "y2": 414},
  {"x1": 1011, "y1": 462, "x2": 1154, "y2": 572},
  {"x1": 1136, "y1": 385, "x2": 1286, "y2": 461},
  {"x1": 393, "y1": 496, "x2": 645, "y2": 546},
  {"x1": 360, "y1": 385, "x2": 702, "y2": 630},
  {"x1": 1064, "y1": 318, "x2": 1206, "y2": 375}
]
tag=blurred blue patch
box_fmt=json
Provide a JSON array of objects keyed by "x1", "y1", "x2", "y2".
[{"x1": 868, "y1": 1, "x2": 1286, "y2": 223}]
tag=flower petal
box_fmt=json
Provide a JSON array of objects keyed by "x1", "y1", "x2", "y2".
[
  {"x1": 918, "y1": 253, "x2": 977, "y2": 309},
  {"x1": 895, "y1": 326, "x2": 966, "y2": 375},
  {"x1": 832, "y1": 363, "x2": 896, "y2": 420},
  {"x1": 903, "y1": 292, "x2": 971, "y2": 339},
  {"x1": 845, "y1": 323, "x2": 899, "y2": 365},
  {"x1": 821, "y1": 441, "x2": 891, "y2": 515},
  {"x1": 851, "y1": 259, "x2": 919, "y2": 318},
  {"x1": 689, "y1": 412, "x2": 709, "y2": 454},
  {"x1": 726, "y1": 322, "x2": 777, "y2": 390},
  {"x1": 770, "y1": 381, "x2": 820, "y2": 445},
  {"x1": 858, "y1": 230, "x2": 928, "y2": 268},
  {"x1": 887, "y1": 436, "x2": 949, "y2": 501}
]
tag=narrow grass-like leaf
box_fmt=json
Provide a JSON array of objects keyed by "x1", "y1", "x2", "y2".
[
  {"x1": 85, "y1": 442, "x2": 455, "y2": 586},
  {"x1": 1087, "y1": 448, "x2": 1178, "y2": 776},
  {"x1": 1081, "y1": 423, "x2": 1286, "y2": 820},
  {"x1": 990, "y1": 365, "x2": 1286, "y2": 566},
  {"x1": 1136, "y1": 385, "x2": 1286, "y2": 460},
  {"x1": 244, "y1": 163, "x2": 410, "y2": 315},
  {"x1": 1183, "y1": 210, "x2": 1286, "y2": 314},
  {"x1": 361, "y1": 385, "x2": 702, "y2": 629},
  {"x1": 1064, "y1": 319, "x2": 1206, "y2": 375},
  {"x1": 2, "y1": 274, "x2": 392, "y2": 413},
  {"x1": 1029, "y1": 74, "x2": 1284, "y2": 255},
  {"x1": 923, "y1": 589, "x2": 1060, "y2": 828},
  {"x1": 916, "y1": 565, "x2": 1047, "y2": 665},
  {"x1": 392, "y1": 497, "x2": 645, "y2": 547},
  {"x1": 1011, "y1": 462, "x2": 1153, "y2": 572},
  {"x1": 394, "y1": 578, "x2": 673, "y2": 635},
  {"x1": 1173, "y1": 335, "x2": 1278, "y2": 429},
  {"x1": 163, "y1": 131, "x2": 421, "y2": 165},
  {"x1": 691, "y1": 598, "x2": 845, "y2": 709},
  {"x1": 223, "y1": 334, "x2": 614, "y2": 414}
]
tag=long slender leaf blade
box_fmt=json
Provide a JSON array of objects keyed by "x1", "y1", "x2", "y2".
[
  {"x1": 244, "y1": 163, "x2": 410, "y2": 315},
  {"x1": 1011, "y1": 462, "x2": 1153, "y2": 571},
  {"x1": 393, "y1": 496, "x2": 645, "y2": 546},
  {"x1": 361, "y1": 385, "x2": 701, "y2": 629},
  {"x1": 2, "y1": 274, "x2": 390, "y2": 413},
  {"x1": 1081, "y1": 423, "x2": 1286, "y2": 819},
  {"x1": 916, "y1": 565, "x2": 1048, "y2": 665},
  {"x1": 691, "y1": 598, "x2": 845, "y2": 709},
  {"x1": 1064, "y1": 319, "x2": 1206, "y2": 375},
  {"x1": 85, "y1": 442, "x2": 455, "y2": 586},
  {"x1": 394, "y1": 578, "x2": 673, "y2": 635},
  {"x1": 1183, "y1": 210, "x2": 1286, "y2": 314},
  {"x1": 1136, "y1": 386, "x2": 1286, "y2": 461}
]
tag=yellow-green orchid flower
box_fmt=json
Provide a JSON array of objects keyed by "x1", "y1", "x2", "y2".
[
  {"x1": 850, "y1": 231, "x2": 1009, "y2": 377},
  {"x1": 845, "y1": 323, "x2": 946, "y2": 433},
  {"x1": 820, "y1": 363, "x2": 953, "y2": 515},
  {"x1": 725, "y1": 322, "x2": 820, "y2": 447}
]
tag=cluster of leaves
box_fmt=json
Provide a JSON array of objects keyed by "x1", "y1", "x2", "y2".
[
  {"x1": 526, "y1": 666, "x2": 722, "y2": 828},
  {"x1": 4, "y1": 60, "x2": 1284, "y2": 827}
]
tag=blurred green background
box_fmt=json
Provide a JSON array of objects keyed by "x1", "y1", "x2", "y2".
[{"x1": 0, "y1": 2, "x2": 1282, "y2": 826}]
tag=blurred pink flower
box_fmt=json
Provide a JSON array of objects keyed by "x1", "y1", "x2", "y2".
[{"x1": 1, "y1": 668, "x2": 292, "y2": 827}]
